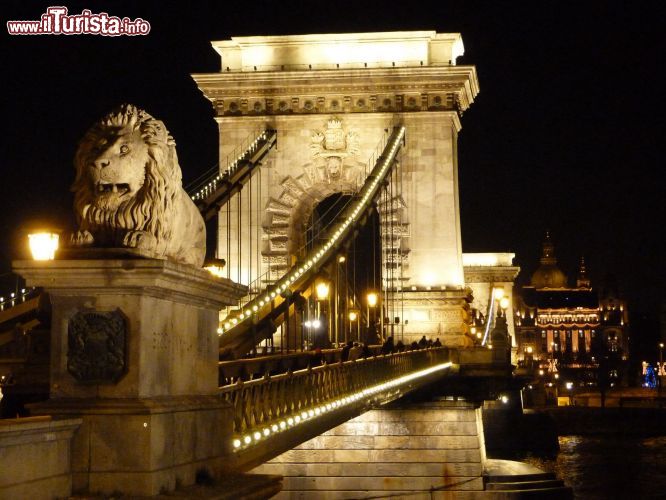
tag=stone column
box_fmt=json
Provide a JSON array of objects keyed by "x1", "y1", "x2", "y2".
[{"x1": 13, "y1": 258, "x2": 246, "y2": 496}]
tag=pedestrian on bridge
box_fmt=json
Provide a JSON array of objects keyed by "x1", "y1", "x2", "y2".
[{"x1": 381, "y1": 336, "x2": 394, "y2": 355}]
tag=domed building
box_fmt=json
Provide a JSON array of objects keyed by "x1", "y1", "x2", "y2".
[
  {"x1": 514, "y1": 233, "x2": 629, "y2": 389},
  {"x1": 529, "y1": 232, "x2": 568, "y2": 289}
]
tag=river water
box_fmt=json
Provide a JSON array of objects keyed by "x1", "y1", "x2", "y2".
[{"x1": 522, "y1": 435, "x2": 666, "y2": 499}]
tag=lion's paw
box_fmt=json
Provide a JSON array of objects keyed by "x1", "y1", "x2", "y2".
[
  {"x1": 123, "y1": 230, "x2": 157, "y2": 251},
  {"x1": 70, "y1": 230, "x2": 94, "y2": 247}
]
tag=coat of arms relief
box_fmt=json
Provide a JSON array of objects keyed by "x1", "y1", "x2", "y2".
[{"x1": 305, "y1": 119, "x2": 363, "y2": 185}]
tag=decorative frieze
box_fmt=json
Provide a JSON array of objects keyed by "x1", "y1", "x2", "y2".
[{"x1": 193, "y1": 67, "x2": 478, "y2": 118}]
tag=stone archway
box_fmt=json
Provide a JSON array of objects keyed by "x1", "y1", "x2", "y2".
[{"x1": 262, "y1": 165, "x2": 362, "y2": 280}]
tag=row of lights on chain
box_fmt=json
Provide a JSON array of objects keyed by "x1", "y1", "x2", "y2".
[
  {"x1": 191, "y1": 131, "x2": 269, "y2": 201},
  {"x1": 217, "y1": 126, "x2": 405, "y2": 337},
  {"x1": 232, "y1": 359, "x2": 451, "y2": 451}
]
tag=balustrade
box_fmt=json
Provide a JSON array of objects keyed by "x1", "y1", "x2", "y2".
[{"x1": 220, "y1": 347, "x2": 450, "y2": 435}]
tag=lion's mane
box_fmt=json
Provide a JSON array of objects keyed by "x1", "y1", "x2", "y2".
[{"x1": 71, "y1": 104, "x2": 205, "y2": 266}]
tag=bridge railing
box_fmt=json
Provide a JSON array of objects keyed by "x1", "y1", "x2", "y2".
[
  {"x1": 218, "y1": 346, "x2": 385, "y2": 385},
  {"x1": 220, "y1": 347, "x2": 450, "y2": 437}
]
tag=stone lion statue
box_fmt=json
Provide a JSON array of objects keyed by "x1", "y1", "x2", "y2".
[{"x1": 70, "y1": 104, "x2": 206, "y2": 267}]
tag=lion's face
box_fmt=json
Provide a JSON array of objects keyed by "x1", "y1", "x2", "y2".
[{"x1": 83, "y1": 128, "x2": 148, "y2": 212}]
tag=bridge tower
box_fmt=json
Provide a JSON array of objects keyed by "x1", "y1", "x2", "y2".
[{"x1": 193, "y1": 31, "x2": 479, "y2": 346}]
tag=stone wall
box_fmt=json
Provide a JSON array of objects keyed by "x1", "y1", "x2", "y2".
[
  {"x1": 252, "y1": 401, "x2": 486, "y2": 499},
  {"x1": 0, "y1": 416, "x2": 80, "y2": 499}
]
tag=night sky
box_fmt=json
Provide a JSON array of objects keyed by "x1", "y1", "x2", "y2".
[{"x1": 1, "y1": 1, "x2": 663, "y2": 320}]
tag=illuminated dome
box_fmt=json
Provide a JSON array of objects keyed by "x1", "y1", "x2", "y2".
[{"x1": 530, "y1": 232, "x2": 568, "y2": 289}]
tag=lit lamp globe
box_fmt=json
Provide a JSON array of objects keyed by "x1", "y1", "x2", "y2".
[
  {"x1": 316, "y1": 282, "x2": 330, "y2": 300},
  {"x1": 367, "y1": 292, "x2": 378, "y2": 307},
  {"x1": 203, "y1": 257, "x2": 226, "y2": 278},
  {"x1": 493, "y1": 288, "x2": 505, "y2": 300},
  {"x1": 499, "y1": 297, "x2": 510, "y2": 310},
  {"x1": 28, "y1": 231, "x2": 59, "y2": 261},
  {"x1": 348, "y1": 311, "x2": 358, "y2": 322}
]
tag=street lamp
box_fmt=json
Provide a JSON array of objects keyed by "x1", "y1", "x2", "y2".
[
  {"x1": 28, "y1": 231, "x2": 59, "y2": 261},
  {"x1": 203, "y1": 257, "x2": 226, "y2": 278},
  {"x1": 366, "y1": 292, "x2": 378, "y2": 326},
  {"x1": 316, "y1": 282, "x2": 330, "y2": 301},
  {"x1": 303, "y1": 319, "x2": 321, "y2": 349},
  {"x1": 348, "y1": 310, "x2": 359, "y2": 342},
  {"x1": 315, "y1": 281, "x2": 330, "y2": 346},
  {"x1": 566, "y1": 381, "x2": 574, "y2": 405},
  {"x1": 335, "y1": 256, "x2": 346, "y2": 347}
]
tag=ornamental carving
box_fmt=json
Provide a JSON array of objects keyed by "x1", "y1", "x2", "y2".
[
  {"x1": 306, "y1": 119, "x2": 362, "y2": 184},
  {"x1": 67, "y1": 310, "x2": 127, "y2": 384}
]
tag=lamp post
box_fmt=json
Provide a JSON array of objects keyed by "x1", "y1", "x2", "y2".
[
  {"x1": 566, "y1": 381, "x2": 574, "y2": 405},
  {"x1": 657, "y1": 342, "x2": 664, "y2": 396},
  {"x1": 335, "y1": 255, "x2": 345, "y2": 347},
  {"x1": 366, "y1": 291, "x2": 378, "y2": 343},
  {"x1": 315, "y1": 281, "x2": 330, "y2": 346},
  {"x1": 499, "y1": 297, "x2": 510, "y2": 314},
  {"x1": 303, "y1": 320, "x2": 321, "y2": 350},
  {"x1": 348, "y1": 310, "x2": 359, "y2": 342},
  {"x1": 366, "y1": 292, "x2": 378, "y2": 327}
]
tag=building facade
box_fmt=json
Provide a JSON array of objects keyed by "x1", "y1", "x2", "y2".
[{"x1": 514, "y1": 233, "x2": 629, "y2": 386}]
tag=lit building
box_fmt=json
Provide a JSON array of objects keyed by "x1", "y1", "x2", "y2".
[{"x1": 514, "y1": 233, "x2": 629, "y2": 385}]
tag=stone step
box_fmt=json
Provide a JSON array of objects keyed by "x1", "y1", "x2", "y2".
[
  {"x1": 486, "y1": 472, "x2": 557, "y2": 483},
  {"x1": 481, "y1": 486, "x2": 573, "y2": 499},
  {"x1": 486, "y1": 479, "x2": 565, "y2": 490}
]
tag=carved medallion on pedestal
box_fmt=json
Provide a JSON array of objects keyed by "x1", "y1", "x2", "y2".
[{"x1": 67, "y1": 309, "x2": 127, "y2": 383}]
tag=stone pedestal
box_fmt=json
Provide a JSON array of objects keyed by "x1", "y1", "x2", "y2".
[{"x1": 13, "y1": 258, "x2": 246, "y2": 496}]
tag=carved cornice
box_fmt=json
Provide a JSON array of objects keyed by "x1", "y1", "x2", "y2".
[
  {"x1": 192, "y1": 66, "x2": 478, "y2": 117},
  {"x1": 464, "y1": 266, "x2": 521, "y2": 283}
]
